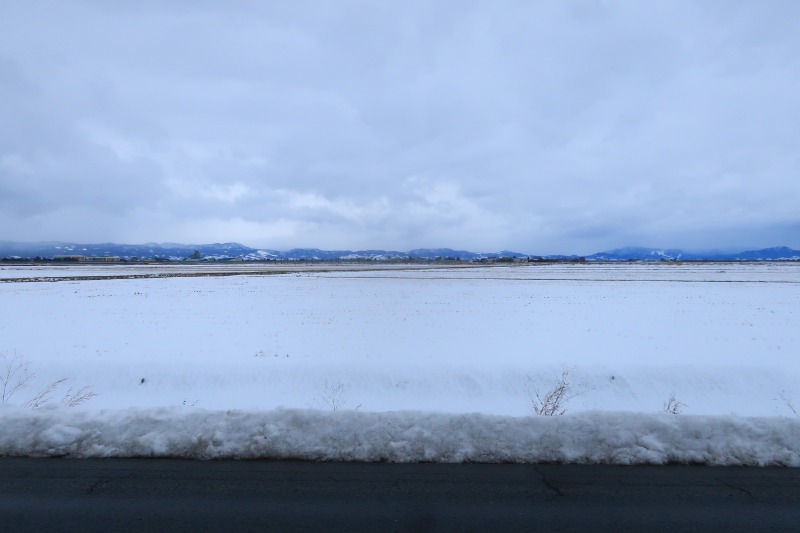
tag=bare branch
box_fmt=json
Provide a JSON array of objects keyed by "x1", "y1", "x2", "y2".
[
  {"x1": 313, "y1": 380, "x2": 352, "y2": 411},
  {"x1": 662, "y1": 392, "x2": 686, "y2": 415},
  {"x1": 530, "y1": 369, "x2": 582, "y2": 416},
  {"x1": 24, "y1": 378, "x2": 68, "y2": 409},
  {"x1": 1, "y1": 351, "x2": 97, "y2": 408},
  {"x1": 61, "y1": 386, "x2": 99, "y2": 407},
  {"x1": 778, "y1": 391, "x2": 798, "y2": 418},
  {"x1": 1, "y1": 352, "x2": 34, "y2": 404}
]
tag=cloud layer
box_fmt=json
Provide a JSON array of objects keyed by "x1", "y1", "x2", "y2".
[{"x1": 1, "y1": 1, "x2": 798, "y2": 253}]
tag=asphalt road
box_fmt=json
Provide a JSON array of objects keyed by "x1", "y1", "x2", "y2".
[{"x1": 1, "y1": 458, "x2": 799, "y2": 532}]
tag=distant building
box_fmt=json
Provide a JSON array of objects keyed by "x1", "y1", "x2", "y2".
[{"x1": 52, "y1": 255, "x2": 120, "y2": 263}]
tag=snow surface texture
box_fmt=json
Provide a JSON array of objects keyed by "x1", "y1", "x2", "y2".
[
  {"x1": 1, "y1": 263, "x2": 799, "y2": 463},
  {"x1": 0, "y1": 407, "x2": 798, "y2": 465}
]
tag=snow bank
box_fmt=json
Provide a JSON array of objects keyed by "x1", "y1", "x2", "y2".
[{"x1": 1, "y1": 407, "x2": 798, "y2": 466}]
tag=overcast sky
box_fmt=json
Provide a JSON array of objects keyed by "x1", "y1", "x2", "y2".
[{"x1": 1, "y1": 1, "x2": 798, "y2": 254}]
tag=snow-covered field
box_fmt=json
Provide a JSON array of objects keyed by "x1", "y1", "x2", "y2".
[
  {"x1": 0, "y1": 261, "x2": 458, "y2": 280},
  {"x1": 1, "y1": 262, "x2": 799, "y2": 464}
]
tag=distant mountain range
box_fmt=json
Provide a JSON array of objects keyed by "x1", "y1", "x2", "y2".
[
  {"x1": 0, "y1": 241, "x2": 798, "y2": 262},
  {"x1": 584, "y1": 246, "x2": 800, "y2": 262}
]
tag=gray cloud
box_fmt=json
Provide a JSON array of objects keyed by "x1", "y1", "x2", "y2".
[{"x1": 1, "y1": 0, "x2": 798, "y2": 253}]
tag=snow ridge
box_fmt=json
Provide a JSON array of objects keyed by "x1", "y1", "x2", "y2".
[{"x1": 1, "y1": 408, "x2": 798, "y2": 466}]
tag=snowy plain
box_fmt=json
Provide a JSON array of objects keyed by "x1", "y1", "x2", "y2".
[{"x1": 1, "y1": 262, "x2": 799, "y2": 464}]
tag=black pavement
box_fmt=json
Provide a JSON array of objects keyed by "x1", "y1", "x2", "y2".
[{"x1": 1, "y1": 458, "x2": 799, "y2": 532}]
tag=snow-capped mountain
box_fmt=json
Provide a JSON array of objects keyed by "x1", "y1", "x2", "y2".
[
  {"x1": 723, "y1": 246, "x2": 800, "y2": 261},
  {"x1": 586, "y1": 246, "x2": 800, "y2": 262},
  {"x1": 587, "y1": 247, "x2": 689, "y2": 261},
  {"x1": 0, "y1": 241, "x2": 798, "y2": 262}
]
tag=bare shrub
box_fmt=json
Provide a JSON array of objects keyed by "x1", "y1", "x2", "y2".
[
  {"x1": 529, "y1": 368, "x2": 583, "y2": 416},
  {"x1": 777, "y1": 391, "x2": 798, "y2": 417},
  {"x1": 1, "y1": 351, "x2": 33, "y2": 404},
  {"x1": 1, "y1": 351, "x2": 96, "y2": 408},
  {"x1": 312, "y1": 380, "x2": 359, "y2": 411},
  {"x1": 24, "y1": 378, "x2": 67, "y2": 409},
  {"x1": 662, "y1": 392, "x2": 685, "y2": 415},
  {"x1": 61, "y1": 386, "x2": 99, "y2": 407}
]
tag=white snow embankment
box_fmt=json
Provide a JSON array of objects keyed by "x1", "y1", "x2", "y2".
[{"x1": 1, "y1": 407, "x2": 798, "y2": 466}]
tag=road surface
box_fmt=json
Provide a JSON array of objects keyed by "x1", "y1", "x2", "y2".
[{"x1": 1, "y1": 458, "x2": 799, "y2": 532}]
